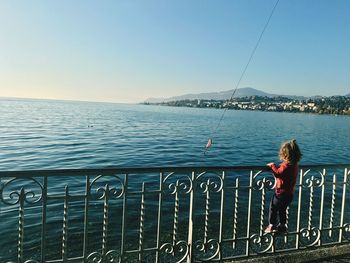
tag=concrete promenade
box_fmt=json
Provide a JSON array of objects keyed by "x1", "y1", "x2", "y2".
[{"x1": 233, "y1": 243, "x2": 350, "y2": 263}]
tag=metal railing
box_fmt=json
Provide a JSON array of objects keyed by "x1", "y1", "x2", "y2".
[{"x1": 1, "y1": 164, "x2": 349, "y2": 262}]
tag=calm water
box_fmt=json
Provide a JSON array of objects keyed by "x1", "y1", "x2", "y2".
[
  {"x1": 1, "y1": 98, "x2": 349, "y2": 170},
  {"x1": 1, "y1": 98, "x2": 350, "y2": 261}
]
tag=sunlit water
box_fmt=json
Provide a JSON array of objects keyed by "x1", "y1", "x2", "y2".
[
  {"x1": 1, "y1": 98, "x2": 349, "y2": 170},
  {"x1": 1, "y1": 98, "x2": 349, "y2": 261}
]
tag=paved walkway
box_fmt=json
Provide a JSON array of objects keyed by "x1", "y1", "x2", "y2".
[
  {"x1": 233, "y1": 243, "x2": 350, "y2": 263},
  {"x1": 313, "y1": 254, "x2": 350, "y2": 263}
]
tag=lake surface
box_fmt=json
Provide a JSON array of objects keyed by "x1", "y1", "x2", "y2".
[
  {"x1": 1, "y1": 98, "x2": 349, "y2": 170},
  {"x1": 1, "y1": 98, "x2": 350, "y2": 261}
]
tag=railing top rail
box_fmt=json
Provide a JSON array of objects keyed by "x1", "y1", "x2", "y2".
[{"x1": 0, "y1": 164, "x2": 349, "y2": 177}]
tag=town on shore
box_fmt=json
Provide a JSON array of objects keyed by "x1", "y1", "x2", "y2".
[{"x1": 143, "y1": 96, "x2": 350, "y2": 115}]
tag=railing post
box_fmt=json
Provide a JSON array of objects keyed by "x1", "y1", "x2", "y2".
[
  {"x1": 296, "y1": 168, "x2": 304, "y2": 249},
  {"x1": 62, "y1": 186, "x2": 69, "y2": 262},
  {"x1": 187, "y1": 171, "x2": 196, "y2": 263},
  {"x1": 245, "y1": 171, "x2": 253, "y2": 256},
  {"x1": 284, "y1": 207, "x2": 289, "y2": 244},
  {"x1": 339, "y1": 168, "x2": 348, "y2": 243},
  {"x1": 172, "y1": 181, "x2": 180, "y2": 248},
  {"x1": 329, "y1": 174, "x2": 337, "y2": 238},
  {"x1": 259, "y1": 178, "x2": 267, "y2": 236},
  {"x1": 41, "y1": 176, "x2": 48, "y2": 262},
  {"x1": 218, "y1": 171, "x2": 225, "y2": 261},
  {"x1": 307, "y1": 176, "x2": 315, "y2": 232},
  {"x1": 232, "y1": 178, "x2": 239, "y2": 249},
  {"x1": 102, "y1": 184, "x2": 110, "y2": 258},
  {"x1": 121, "y1": 173, "x2": 129, "y2": 262},
  {"x1": 18, "y1": 188, "x2": 25, "y2": 263},
  {"x1": 318, "y1": 169, "x2": 326, "y2": 245},
  {"x1": 203, "y1": 180, "x2": 210, "y2": 247},
  {"x1": 83, "y1": 175, "x2": 90, "y2": 262},
  {"x1": 155, "y1": 172, "x2": 163, "y2": 263},
  {"x1": 138, "y1": 183, "x2": 146, "y2": 262}
]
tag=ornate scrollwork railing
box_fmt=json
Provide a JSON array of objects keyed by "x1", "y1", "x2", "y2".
[
  {"x1": 0, "y1": 164, "x2": 349, "y2": 262},
  {"x1": 0, "y1": 177, "x2": 43, "y2": 205}
]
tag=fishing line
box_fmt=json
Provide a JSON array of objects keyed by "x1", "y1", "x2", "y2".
[{"x1": 204, "y1": 0, "x2": 280, "y2": 154}]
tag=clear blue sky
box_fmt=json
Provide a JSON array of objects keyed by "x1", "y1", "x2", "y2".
[{"x1": 0, "y1": 0, "x2": 349, "y2": 102}]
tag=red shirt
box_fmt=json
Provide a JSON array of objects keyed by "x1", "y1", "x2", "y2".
[{"x1": 270, "y1": 161, "x2": 299, "y2": 195}]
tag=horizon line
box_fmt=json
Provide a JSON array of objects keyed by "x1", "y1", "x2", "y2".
[{"x1": 0, "y1": 95, "x2": 141, "y2": 105}]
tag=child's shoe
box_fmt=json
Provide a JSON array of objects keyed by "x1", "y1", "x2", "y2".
[{"x1": 264, "y1": 224, "x2": 277, "y2": 233}]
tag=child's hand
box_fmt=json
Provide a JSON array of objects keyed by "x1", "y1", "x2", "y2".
[{"x1": 266, "y1": 162, "x2": 274, "y2": 168}]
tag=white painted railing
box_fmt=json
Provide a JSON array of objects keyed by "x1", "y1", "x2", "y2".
[{"x1": 0, "y1": 164, "x2": 349, "y2": 262}]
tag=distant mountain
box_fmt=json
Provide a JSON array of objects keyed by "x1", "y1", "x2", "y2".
[
  {"x1": 144, "y1": 87, "x2": 306, "y2": 103},
  {"x1": 345, "y1": 93, "x2": 350, "y2": 97}
]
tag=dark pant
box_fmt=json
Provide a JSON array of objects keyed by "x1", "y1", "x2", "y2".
[{"x1": 269, "y1": 192, "x2": 293, "y2": 225}]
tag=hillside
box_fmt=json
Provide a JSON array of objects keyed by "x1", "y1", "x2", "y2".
[{"x1": 144, "y1": 87, "x2": 306, "y2": 103}]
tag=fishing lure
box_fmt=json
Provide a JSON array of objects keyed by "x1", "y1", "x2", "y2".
[
  {"x1": 204, "y1": 138, "x2": 213, "y2": 154},
  {"x1": 206, "y1": 138, "x2": 213, "y2": 149}
]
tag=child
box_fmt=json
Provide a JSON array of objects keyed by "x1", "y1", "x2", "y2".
[{"x1": 264, "y1": 139, "x2": 302, "y2": 233}]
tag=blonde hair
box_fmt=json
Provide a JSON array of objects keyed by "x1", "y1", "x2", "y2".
[{"x1": 279, "y1": 139, "x2": 302, "y2": 164}]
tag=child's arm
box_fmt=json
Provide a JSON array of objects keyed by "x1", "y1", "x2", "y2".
[{"x1": 267, "y1": 162, "x2": 288, "y2": 178}]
